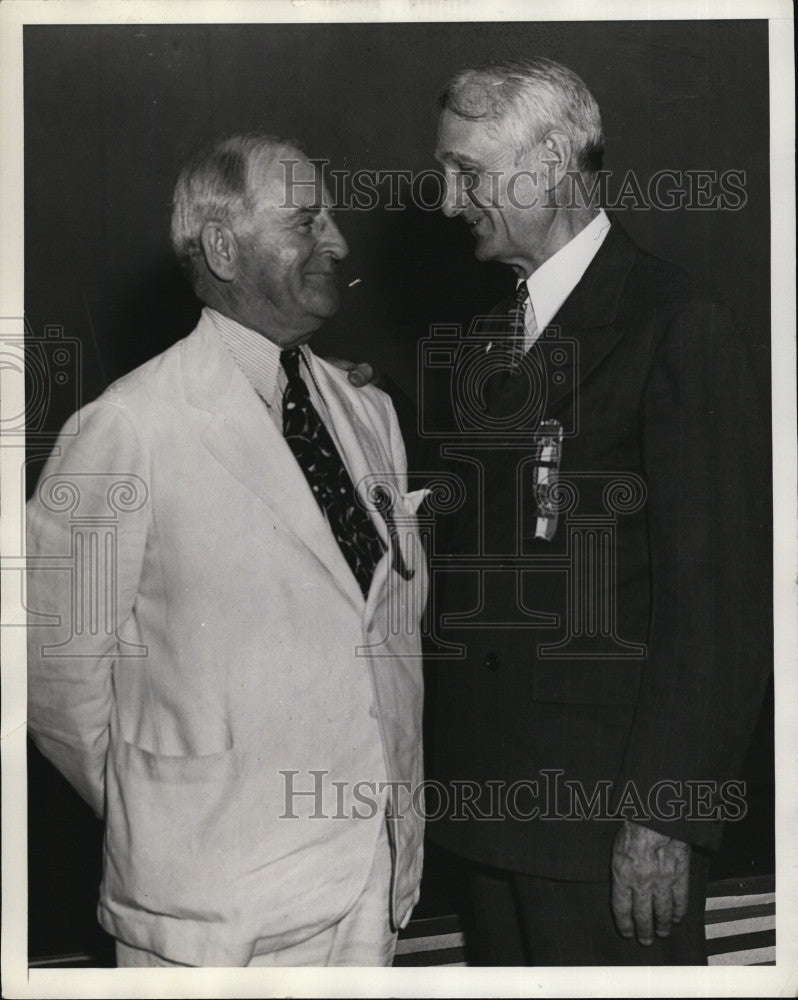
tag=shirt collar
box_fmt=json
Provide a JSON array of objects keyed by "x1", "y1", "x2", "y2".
[
  {"x1": 523, "y1": 208, "x2": 611, "y2": 331},
  {"x1": 205, "y1": 306, "x2": 310, "y2": 403}
]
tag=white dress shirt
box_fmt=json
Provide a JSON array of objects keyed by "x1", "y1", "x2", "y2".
[
  {"x1": 521, "y1": 209, "x2": 611, "y2": 351},
  {"x1": 206, "y1": 306, "x2": 321, "y2": 424},
  {"x1": 207, "y1": 305, "x2": 374, "y2": 531}
]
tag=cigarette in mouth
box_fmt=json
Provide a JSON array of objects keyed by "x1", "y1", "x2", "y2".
[{"x1": 348, "y1": 278, "x2": 362, "y2": 288}]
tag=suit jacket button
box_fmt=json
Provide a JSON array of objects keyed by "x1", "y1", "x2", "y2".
[{"x1": 484, "y1": 652, "x2": 500, "y2": 671}]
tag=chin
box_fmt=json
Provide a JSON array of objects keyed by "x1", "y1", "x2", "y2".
[
  {"x1": 308, "y1": 296, "x2": 339, "y2": 321},
  {"x1": 318, "y1": 296, "x2": 340, "y2": 317}
]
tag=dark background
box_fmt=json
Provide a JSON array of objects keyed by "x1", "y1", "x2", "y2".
[{"x1": 24, "y1": 19, "x2": 773, "y2": 964}]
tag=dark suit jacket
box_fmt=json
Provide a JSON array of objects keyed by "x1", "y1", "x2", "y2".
[{"x1": 426, "y1": 221, "x2": 772, "y2": 881}]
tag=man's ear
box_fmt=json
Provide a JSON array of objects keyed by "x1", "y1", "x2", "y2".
[
  {"x1": 199, "y1": 221, "x2": 239, "y2": 282},
  {"x1": 539, "y1": 131, "x2": 572, "y2": 192}
]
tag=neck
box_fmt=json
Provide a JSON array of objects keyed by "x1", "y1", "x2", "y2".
[
  {"x1": 517, "y1": 204, "x2": 599, "y2": 278},
  {"x1": 198, "y1": 283, "x2": 317, "y2": 347}
]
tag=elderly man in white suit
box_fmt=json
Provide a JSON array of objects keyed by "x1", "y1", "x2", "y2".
[{"x1": 26, "y1": 134, "x2": 427, "y2": 968}]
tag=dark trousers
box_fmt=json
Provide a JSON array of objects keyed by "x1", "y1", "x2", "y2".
[{"x1": 467, "y1": 853, "x2": 710, "y2": 966}]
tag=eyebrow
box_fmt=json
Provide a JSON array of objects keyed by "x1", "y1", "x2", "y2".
[{"x1": 435, "y1": 150, "x2": 482, "y2": 170}]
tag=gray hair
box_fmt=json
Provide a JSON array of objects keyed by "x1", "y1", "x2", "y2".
[
  {"x1": 439, "y1": 57, "x2": 604, "y2": 175},
  {"x1": 170, "y1": 133, "x2": 301, "y2": 283}
]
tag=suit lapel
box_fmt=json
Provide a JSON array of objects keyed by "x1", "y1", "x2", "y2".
[
  {"x1": 311, "y1": 356, "x2": 407, "y2": 619},
  {"x1": 488, "y1": 222, "x2": 639, "y2": 420},
  {"x1": 182, "y1": 316, "x2": 364, "y2": 610},
  {"x1": 310, "y1": 355, "x2": 392, "y2": 550}
]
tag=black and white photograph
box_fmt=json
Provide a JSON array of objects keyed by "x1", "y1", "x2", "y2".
[{"x1": 1, "y1": 1, "x2": 795, "y2": 996}]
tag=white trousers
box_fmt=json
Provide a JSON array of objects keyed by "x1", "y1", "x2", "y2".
[{"x1": 116, "y1": 818, "x2": 397, "y2": 967}]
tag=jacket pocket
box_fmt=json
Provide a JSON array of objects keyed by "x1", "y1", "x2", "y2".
[{"x1": 104, "y1": 738, "x2": 241, "y2": 921}]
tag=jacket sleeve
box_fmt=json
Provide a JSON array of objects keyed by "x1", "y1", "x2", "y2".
[
  {"x1": 613, "y1": 298, "x2": 772, "y2": 849},
  {"x1": 26, "y1": 396, "x2": 150, "y2": 818}
]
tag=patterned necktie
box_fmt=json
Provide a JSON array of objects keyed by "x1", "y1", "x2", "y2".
[
  {"x1": 507, "y1": 281, "x2": 530, "y2": 368},
  {"x1": 281, "y1": 347, "x2": 386, "y2": 600}
]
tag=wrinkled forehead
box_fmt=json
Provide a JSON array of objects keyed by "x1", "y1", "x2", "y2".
[
  {"x1": 435, "y1": 107, "x2": 516, "y2": 163},
  {"x1": 246, "y1": 146, "x2": 332, "y2": 210}
]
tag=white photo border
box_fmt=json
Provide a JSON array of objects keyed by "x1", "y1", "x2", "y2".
[{"x1": 1, "y1": 2, "x2": 795, "y2": 997}]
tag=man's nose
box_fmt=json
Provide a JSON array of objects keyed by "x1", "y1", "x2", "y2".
[
  {"x1": 440, "y1": 169, "x2": 465, "y2": 219},
  {"x1": 319, "y1": 215, "x2": 349, "y2": 261}
]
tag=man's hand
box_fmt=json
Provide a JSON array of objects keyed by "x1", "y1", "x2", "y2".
[
  {"x1": 324, "y1": 357, "x2": 382, "y2": 389},
  {"x1": 611, "y1": 820, "x2": 691, "y2": 946}
]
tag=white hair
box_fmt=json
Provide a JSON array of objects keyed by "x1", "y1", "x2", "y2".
[
  {"x1": 170, "y1": 133, "x2": 301, "y2": 285},
  {"x1": 439, "y1": 57, "x2": 604, "y2": 174}
]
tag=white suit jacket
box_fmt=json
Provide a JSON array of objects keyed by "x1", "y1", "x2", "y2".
[{"x1": 26, "y1": 313, "x2": 427, "y2": 965}]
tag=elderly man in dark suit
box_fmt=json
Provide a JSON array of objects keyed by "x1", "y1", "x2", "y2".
[{"x1": 423, "y1": 57, "x2": 771, "y2": 965}]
